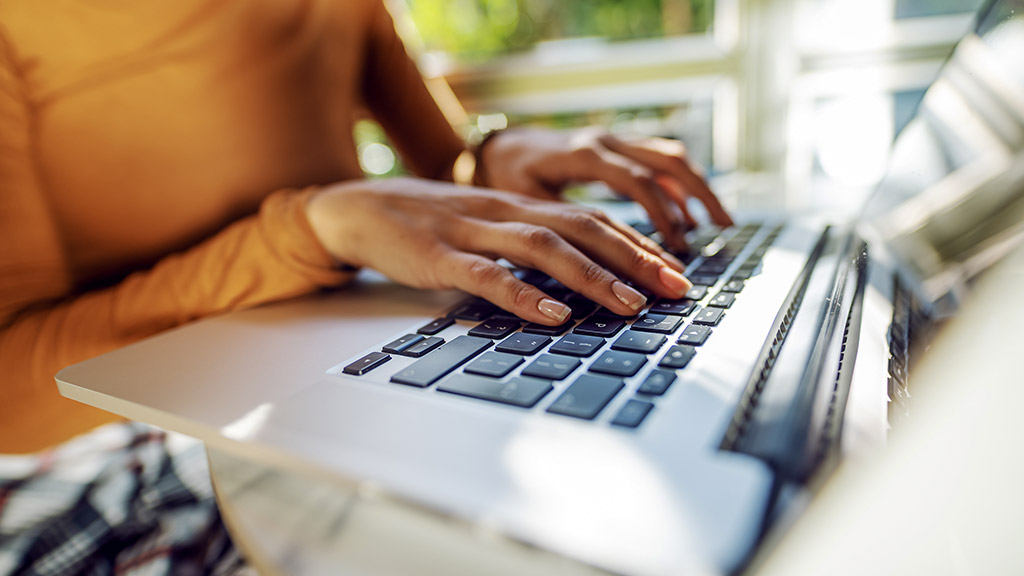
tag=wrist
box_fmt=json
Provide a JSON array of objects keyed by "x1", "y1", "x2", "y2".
[
  {"x1": 452, "y1": 129, "x2": 504, "y2": 188},
  {"x1": 473, "y1": 128, "x2": 504, "y2": 188},
  {"x1": 304, "y1": 186, "x2": 363, "y2": 272}
]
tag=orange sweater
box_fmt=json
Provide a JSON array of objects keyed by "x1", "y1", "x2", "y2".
[{"x1": 0, "y1": 0, "x2": 466, "y2": 452}]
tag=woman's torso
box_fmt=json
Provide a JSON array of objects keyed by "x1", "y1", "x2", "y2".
[{"x1": 1, "y1": 0, "x2": 371, "y2": 286}]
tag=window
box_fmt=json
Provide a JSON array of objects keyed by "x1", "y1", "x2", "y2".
[
  {"x1": 407, "y1": 0, "x2": 715, "y2": 62},
  {"x1": 789, "y1": 0, "x2": 985, "y2": 209},
  {"x1": 361, "y1": 0, "x2": 987, "y2": 212}
]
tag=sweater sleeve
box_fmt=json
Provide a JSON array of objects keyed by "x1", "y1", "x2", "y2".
[
  {"x1": 0, "y1": 41, "x2": 354, "y2": 453},
  {"x1": 360, "y1": 0, "x2": 468, "y2": 181}
]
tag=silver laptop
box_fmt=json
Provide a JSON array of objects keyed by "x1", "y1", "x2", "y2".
[{"x1": 56, "y1": 2, "x2": 1024, "y2": 574}]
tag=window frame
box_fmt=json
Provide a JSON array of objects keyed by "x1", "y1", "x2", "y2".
[{"x1": 399, "y1": 0, "x2": 979, "y2": 209}]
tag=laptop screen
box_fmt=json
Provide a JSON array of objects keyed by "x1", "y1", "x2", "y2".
[{"x1": 859, "y1": 0, "x2": 1024, "y2": 305}]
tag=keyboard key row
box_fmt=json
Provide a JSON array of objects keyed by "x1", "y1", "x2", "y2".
[{"x1": 340, "y1": 222, "x2": 782, "y2": 431}]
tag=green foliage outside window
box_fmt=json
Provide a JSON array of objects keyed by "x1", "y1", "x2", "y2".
[{"x1": 407, "y1": 0, "x2": 714, "y2": 62}]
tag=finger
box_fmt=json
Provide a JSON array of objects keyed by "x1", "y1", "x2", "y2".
[
  {"x1": 487, "y1": 186, "x2": 687, "y2": 272},
  {"x1": 679, "y1": 198, "x2": 698, "y2": 229},
  {"x1": 591, "y1": 211, "x2": 689, "y2": 273},
  {"x1": 440, "y1": 251, "x2": 573, "y2": 325},
  {"x1": 488, "y1": 192, "x2": 689, "y2": 273},
  {"x1": 528, "y1": 210, "x2": 693, "y2": 300},
  {"x1": 655, "y1": 174, "x2": 698, "y2": 230},
  {"x1": 660, "y1": 197, "x2": 691, "y2": 253},
  {"x1": 510, "y1": 179, "x2": 559, "y2": 201},
  {"x1": 469, "y1": 210, "x2": 693, "y2": 302},
  {"x1": 598, "y1": 134, "x2": 734, "y2": 227},
  {"x1": 450, "y1": 220, "x2": 655, "y2": 316},
  {"x1": 561, "y1": 146, "x2": 686, "y2": 246}
]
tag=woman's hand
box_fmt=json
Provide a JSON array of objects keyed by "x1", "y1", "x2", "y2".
[
  {"x1": 305, "y1": 178, "x2": 692, "y2": 325},
  {"x1": 477, "y1": 127, "x2": 734, "y2": 251}
]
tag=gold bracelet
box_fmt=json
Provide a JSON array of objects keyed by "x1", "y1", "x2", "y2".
[
  {"x1": 452, "y1": 129, "x2": 503, "y2": 187},
  {"x1": 452, "y1": 147, "x2": 477, "y2": 187}
]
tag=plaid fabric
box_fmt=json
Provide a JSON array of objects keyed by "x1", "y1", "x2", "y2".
[{"x1": 0, "y1": 422, "x2": 252, "y2": 576}]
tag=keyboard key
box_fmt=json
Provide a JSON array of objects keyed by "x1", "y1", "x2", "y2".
[
  {"x1": 637, "y1": 369, "x2": 677, "y2": 395},
  {"x1": 451, "y1": 300, "x2": 500, "y2": 321},
  {"x1": 676, "y1": 324, "x2": 711, "y2": 346},
  {"x1": 611, "y1": 331, "x2": 666, "y2": 354},
  {"x1": 649, "y1": 299, "x2": 697, "y2": 316},
  {"x1": 611, "y1": 399, "x2": 654, "y2": 428},
  {"x1": 468, "y1": 316, "x2": 522, "y2": 339},
  {"x1": 692, "y1": 262, "x2": 729, "y2": 275},
  {"x1": 401, "y1": 336, "x2": 445, "y2": 358},
  {"x1": 564, "y1": 294, "x2": 599, "y2": 319},
  {"x1": 438, "y1": 374, "x2": 553, "y2": 408},
  {"x1": 593, "y1": 307, "x2": 640, "y2": 320},
  {"x1": 417, "y1": 317, "x2": 455, "y2": 336},
  {"x1": 464, "y1": 351, "x2": 525, "y2": 378},
  {"x1": 522, "y1": 321, "x2": 573, "y2": 336},
  {"x1": 343, "y1": 352, "x2": 391, "y2": 376},
  {"x1": 708, "y1": 292, "x2": 736, "y2": 308},
  {"x1": 534, "y1": 282, "x2": 570, "y2": 304},
  {"x1": 631, "y1": 221, "x2": 657, "y2": 237},
  {"x1": 516, "y1": 268, "x2": 550, "y2": 286},
  {"x1": 589, "y1": 350, "x2": 647, "y2": 377},
  {"x1": 632, "y1": 313, "x2": 684, "y2": 334},
  {"x1": 495, "y1": 333, "x2": 551, "y2": 355},
  {"x1": 686, "y1": 285, "x2": 710, "y2": 300},
  {"x1": 550, "y1": 333, "x2": 605, "y2": 357},
  {"x1": 391, "y1": 336, "x2": 492, "y2": 388},
  {"x1": 721, "y1": 280, "x2": 745, "y2": 293},
  {"x1": 731, "y1": 268, "x2": 756, "y2": 280},
  {"x1": 521, "y1": 354, "x2": 582, "y2": 380},
  {"x1": 382, "y1": 334, "x2": 424, "y2": 354},
  {"x1": 748, "y1": 247, "x2": 769, "y2": 260},
  {"x1": 659, "y1": 345, "x2": 696, "y2": 369},
  {"x1": 687, "y1": 274, "x2": 719, "y2": 286},
  {"x1": 692, "y1": 307, "x2": 725, "y2": 326},
  {"x1": 573, "y1": 315, "x2": 626, "y2": 337},
  {"x1": 546, "y1": 374, "x2": 624, "y2": 420}
]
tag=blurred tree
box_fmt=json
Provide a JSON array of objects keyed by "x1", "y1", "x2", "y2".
[{"x1": 407, "y1": 0, "x2": 713, "y2": 62}]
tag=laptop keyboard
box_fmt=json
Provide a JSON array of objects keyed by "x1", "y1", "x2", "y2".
[{"x1": 338, "y1": 222, "x2": 784, "y2": 429}]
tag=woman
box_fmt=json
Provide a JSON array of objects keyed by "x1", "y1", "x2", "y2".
[{"x1": 0, "y1": 0, "x2": 730, "y2": 571}]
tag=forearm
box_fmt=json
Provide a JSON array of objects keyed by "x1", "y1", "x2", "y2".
[
  {"x1": 0, "y1": 188, "x2": 354, "y2": 453},
  {"x1": 362, "y1": 0, "x2": 466, "y2": 181}
]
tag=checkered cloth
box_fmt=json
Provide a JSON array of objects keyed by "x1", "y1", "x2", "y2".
[{"x1": 0, "y1": 422, "x2": 251, "y2": 576}]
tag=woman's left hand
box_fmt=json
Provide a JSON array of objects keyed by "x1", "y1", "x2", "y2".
[{"x1": 476, "y1": 127, "x2": 734, "y2": 251}]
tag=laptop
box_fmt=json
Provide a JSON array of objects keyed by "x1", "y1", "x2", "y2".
[{"x1": 55, "y1": 2, "x2": 1024, "y2": 574}]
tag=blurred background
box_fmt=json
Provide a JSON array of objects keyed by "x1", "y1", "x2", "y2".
[{"x1": 357, "y1": 0, "x2": 984, "y2": 215}]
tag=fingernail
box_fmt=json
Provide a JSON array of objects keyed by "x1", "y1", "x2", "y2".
[
  {"x1": 612, "y1": 281, "x2": 647, "y2": 311},
  {"x1": 659, "y1": 267, "x2": 693, "y2": 298},
  {"x1": 538, "y1": 298, "x2": 571, "y2": 323}
]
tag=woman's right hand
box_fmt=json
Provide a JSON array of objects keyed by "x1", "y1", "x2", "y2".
[{"x1": 305, "y1": 178, "x2": 693, "y2": 325}]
